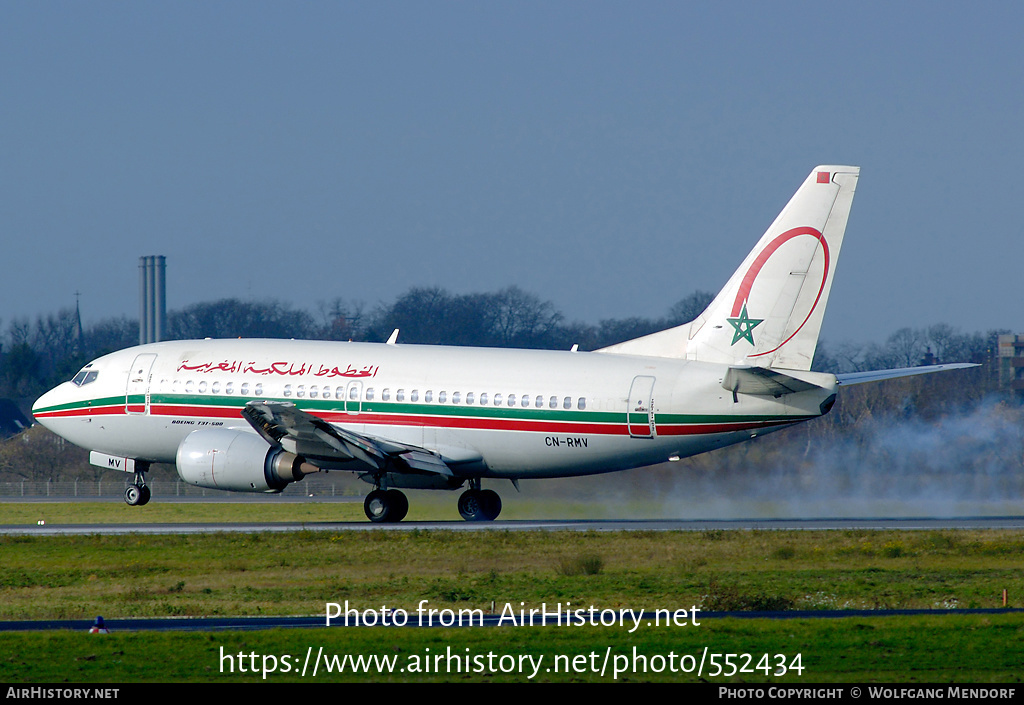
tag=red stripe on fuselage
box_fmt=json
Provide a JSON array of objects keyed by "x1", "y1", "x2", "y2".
[
  {"x1": 40, "y1": 402, "x2": 800, "y2": 438},
  {"x1": 33, "y1": 404, "x2": 125, "y2": 419}
]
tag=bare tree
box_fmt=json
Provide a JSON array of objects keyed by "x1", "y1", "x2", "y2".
[
  {"x1": 167, "y1": 299, "x2": 317, "y2": 340},
  {"x1": 667, "y1": 290, "x2": 715, "y2": 325},
  {"x1": 885, "y1": 327, "x2": 925, "y2": 367},
  {"x1": 316, "y1": 298, "x2": 366, "y2": 341},
  {"x1": 487, "y1": 286, "x2": 562, "y2": 348}
]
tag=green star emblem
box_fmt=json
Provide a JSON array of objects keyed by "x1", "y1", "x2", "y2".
[{"x1": 727, "y1": 303, "x2": 763, "y2": 346}]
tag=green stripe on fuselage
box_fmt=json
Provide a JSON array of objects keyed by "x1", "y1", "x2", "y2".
[{"x1": 39, "y1": 392, "x2": 813, "y2": 426}]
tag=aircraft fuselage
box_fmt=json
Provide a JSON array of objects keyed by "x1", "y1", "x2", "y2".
[{"x1": 32, "y1": 337, "x2": 836, "y2": 481}]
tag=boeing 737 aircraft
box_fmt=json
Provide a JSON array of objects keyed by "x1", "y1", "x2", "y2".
[{"x1": 32, "y1": 166, "x2": 971, "y2": 522}]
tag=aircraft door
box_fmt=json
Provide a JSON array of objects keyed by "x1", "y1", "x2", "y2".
[
  {"x1": 126, "y1": 353, "x2": 157, "y2": 415},
  {"x1": 345, "y1": 381, "x2": 363, "y2": 415},
  {"x1": 627, "y1": 375, "x2": 656, "y2": 438}
]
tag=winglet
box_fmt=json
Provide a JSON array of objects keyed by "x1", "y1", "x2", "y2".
[{"x1": 386, "y1": 329, "x2": 399, "y2": 345}]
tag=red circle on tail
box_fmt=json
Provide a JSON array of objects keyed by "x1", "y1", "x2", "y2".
[{"x1": 730, "y1": 226, "x2": 829, "y2": 358}]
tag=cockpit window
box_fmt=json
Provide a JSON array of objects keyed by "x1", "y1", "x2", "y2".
[{"x1": 71, "y1": 367, "x2": 99, "y2": 387}]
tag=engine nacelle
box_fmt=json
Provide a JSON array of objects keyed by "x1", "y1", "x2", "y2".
[{"x1": 176, "y1": 428, "x2": 319, "y2": 492}]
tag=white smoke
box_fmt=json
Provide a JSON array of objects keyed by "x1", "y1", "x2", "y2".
[
  {"x1": 663, "y1": 398, "x2": 1024, "y2": 518},
  {"x1": 517, "y1": 398, "x2": 1024, "y2": 519}
]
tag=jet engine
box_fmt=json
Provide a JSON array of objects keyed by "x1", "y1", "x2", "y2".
[{"x1": 175, "y1": 428, "x2": 319, "y2": 492}]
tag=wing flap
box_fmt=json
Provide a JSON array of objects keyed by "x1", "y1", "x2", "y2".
[
  {"x1": 241, "y1": 401, "x2": 453, "y2": 476},
  {"x1": 399, "y1": 451, "x2": 453, "y2": 475}
]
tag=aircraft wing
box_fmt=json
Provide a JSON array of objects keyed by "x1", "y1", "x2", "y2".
[
  {"x1": 835, "y1": 363, "x2": 978, "y2": 386},
  {"x1": 240, "y1": 400, "x2": 453, "y2": 476}
]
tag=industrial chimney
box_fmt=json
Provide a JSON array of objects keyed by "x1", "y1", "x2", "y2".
[{"x1": 138, "y1": 256, "x2": 166, "y2": 344}]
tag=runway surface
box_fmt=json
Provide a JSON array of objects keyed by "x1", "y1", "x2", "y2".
[{"x1": 3, "y1": 516, "x2": 1024, "y2": 536}]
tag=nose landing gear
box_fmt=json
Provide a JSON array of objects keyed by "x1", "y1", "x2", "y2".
[{"x1": 124, "y1": 470, "x2": 151, "y2": 506}]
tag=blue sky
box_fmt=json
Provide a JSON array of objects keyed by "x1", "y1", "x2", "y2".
[{"x1": 3, "y1": 2, "x2": 1022, "y2": 343}]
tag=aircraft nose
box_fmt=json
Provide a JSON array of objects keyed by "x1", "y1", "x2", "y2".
[{"x1": 32, "y1": 384, "x2": 70, "y2": 428}]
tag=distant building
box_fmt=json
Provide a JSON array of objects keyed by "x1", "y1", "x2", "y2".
[{"x1": 997, "y1": 334, "x2": 1024, "y2": 394}]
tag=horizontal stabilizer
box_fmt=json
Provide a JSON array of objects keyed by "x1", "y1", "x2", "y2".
[
  {"x1": 723, "y1": 366, "x2": 829, "y2": 397},
  {"x1": 836, "y1": 363, "x2": 978, "y2": 386}
]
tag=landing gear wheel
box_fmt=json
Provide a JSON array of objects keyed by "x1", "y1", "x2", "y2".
[
  {"x1": 479, "y1": 489, "x2": 501, "y2": 520},
  {"x1": 364, "y1": 490, "x2": 389, "y2": 522},
  {"x1": 124, "y1": 469, "x2": 150, "y2": 507},
  {"x1": 364, "y1": 489, "x2": 408, "y2": 523},
  {"x1": 457, "y1": 489, "x2": 481, "y2": 521},
  {"x1": 458, "y1": 489, "x2": 501, "y2": 521},
  {"x1": 386, "y1": 489, "x2": 409, "y2": 522},
  {"x1": 124, "y1": 485, "x2": 143, "y2": 506}
]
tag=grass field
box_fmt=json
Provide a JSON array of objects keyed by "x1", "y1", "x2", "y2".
[
  {"x1": 2, "y1": 502, "x2": 1023, "y2": 683},
  {"x1": 3, "y1": 614, "x2": 1023, "y2": 683}
]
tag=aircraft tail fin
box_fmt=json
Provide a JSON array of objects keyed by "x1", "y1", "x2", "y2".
[{"x1": 597, "y1": 165, "x2": 860, "y2": 370}]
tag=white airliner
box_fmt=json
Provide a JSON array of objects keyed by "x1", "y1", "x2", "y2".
[{"x1": 32, "y1": 166, "x2": 972, "y2": 522}]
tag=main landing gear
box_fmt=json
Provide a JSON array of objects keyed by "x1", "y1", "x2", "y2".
[
  {"x1": 124, "y1": 470, "x2": 151, "y2": 506},
  {"x1": 363, "y1": 479, "x2": 503, "y2": 523},
  {"x1": 458, "y1": 481, "x2": 501, "y2": 522},
  {"x1": 363, "y1": 488, "x2": 409, "y2": 523}
]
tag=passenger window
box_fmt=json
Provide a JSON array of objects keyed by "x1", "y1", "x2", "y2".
[
  {"x1": 522, "y1": 395, "x2": 530, "y2": 408},
  {"x1": 507, "y1": 394, "x2": 515, "y2": 407},
  {"x1": 309, "y1": 386, "x2": 319, "y2": 399},
  {"x1": 240, "y1": 383, "x2": 250, "y2": 396},
  {"x1": 480, "y1": 393, "x2": 488, "y2": 405},
  {"x1": 382, "y1": 388, "x2": 391, "y2": 401},
  {"x1": 439, "y1": 391, "x2": 447, "y2": 403},
  {"x1": 535, "y1": 395, "x2": 543, "y2": 408},
  {"x1": 425, "y1": 390, "x2": 433, "y2": 403},
  {"x1": 578, "y1": 397, "x2": 586, "y2": 410},
  {"x1": 493, "y1": 393, "x2": 501, "y2": 406},
  {"x1": 211, "y1": 382, "x2": 220, "y2": 394},
  {"x1": 549, "y1": 396, "x2": 558, "y2": 409},
  {"x1": 254, "y1": 383, "x2": 263, "y2": 396},
  {"x1": 411, "y1": 390, "x2": 419, "y2": 402},
  {"x1": 349, "y1": 386, "x2": 359, "y2": 401},
  {"x1": 466, "y1": 392, "x2": 475, "y2": 405},
  {"x1": 396, "y1": 389, "x2": 405, "y2": 402},
  {"x1": 198, "y1": 381, "x2": 208, "y2": 394},
  {"x1": 563, "y1": 396, "x2": 572, "y2": 409},
  {"x1": 323, "y1": 387, "x2": 332, "y2": 399},
  {"x1": 297, "y1": 385, "x2": 306, "y2": 398},
  {"x1": 452, "y1": 392, "x2": 461, "y2": 404},
  {"x1": 225, "y1": 382, "x2": 234, "y2": 395},
  {"x1": 365, "y1": 388, "x2": 374, "y2": 401},
  {"x1": 185, "y1": 381, "x2": 194, "y2": 393}
]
